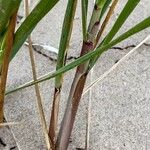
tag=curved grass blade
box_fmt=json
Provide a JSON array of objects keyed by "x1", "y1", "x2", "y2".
[
  {"x1": 102, "y1": 0, "x2": 140, "y2": 45},
  {"x1": 10, "y1": 0, "x2": 59, "y2": 61},
  {"x1": 6, "y1": 17, "x2": 150, "y2": 95}
]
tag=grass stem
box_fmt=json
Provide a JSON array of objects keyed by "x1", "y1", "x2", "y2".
[
  {"x1": 24, "y1": 0, "x2": 52, "y2": 149},
  {"x1": 0, "y1": 11, "x2": 17, "y2": 123}
]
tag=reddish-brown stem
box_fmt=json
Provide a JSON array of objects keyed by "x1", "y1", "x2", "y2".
[
  {"x1": 0, "y1": 12, "x2": 17, "y2": 123},
  {"x1": 56, "y1": 2, "x2": 105, "y2": 149},
  {"x1": 49, "y1": 87, "x2": 61, "y2": 147},
  {"x1": 56, "y1": 74, "x2": 87, "y2": 150},
  {"x1": 56, "y1": 41, "x2": 93, "y2": 149}
]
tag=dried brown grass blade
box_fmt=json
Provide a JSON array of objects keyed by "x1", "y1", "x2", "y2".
[
  {"x1": 0, "y1": 12, "x2": 18, "y2": 123},
  {"x1": 85, "y1": 68, "x2": 93, "y2": 150},
  {"x1": 24, "y1": 0, "x2": 52, "y2": 149},
  {"x1": 0, "y1": 122, "x2": 20, "y2": 127},
  {"x1": 95, "y1": 0, "x2": 119, "y2": 46}
]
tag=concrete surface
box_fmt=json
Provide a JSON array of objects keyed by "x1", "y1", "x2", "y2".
[
  {"x1": 91, "y1": 44, "x2": 150, "y2": 150},
  {"x1": 1, "y1": 0, "x2": 150, "y2": 149},
  {"x1": 0, "y1": 127, "x2": 18, "y2": 150}
]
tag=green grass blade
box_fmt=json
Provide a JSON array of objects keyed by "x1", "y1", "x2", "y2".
[
  {"x1": 100, "y1": 0, "x2": 112, "y2": 19},
  {"x1": 55, "y1": 0, "x2": 77, "y2": 88},
  {"x1": 0, "y1": 0, "x2": 21, "y2": 64},
  {"x1": 49, "y1": 0, "x2": 78, "y2": 144},
  {"x1": 89, "y1": 0, "x2": 140, "y2": 68},
  {"x1": 102, "y1": 0, "x2": 140, "y2": 45},
  {"x1": 0, "y1": 0, "x2": 21, "y2": 34},
  {"x1": 6, "y1": 17, "x2": 150, "y2": 94},
  {"x1": 81, "y1": 0, "x2": 88, "y2": 41},
  {"x1": 0, "y1": 32, "x2": 7, "y2": 65},
  {"x1": 10, "y1": 0, "x2": 59, "y2": 61}
]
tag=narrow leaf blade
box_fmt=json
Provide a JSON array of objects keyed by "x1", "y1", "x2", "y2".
[
  {"x1": 6, "y1": 17, "x2": 150, "y2": 94},
  {"x1": 55, "y1": 0, "x2": 77, "y2": 88},
  {"x1": 102, "y1": 0, "x2": 140, "y2": 45},
  {"x1": 10, "y1": 0, "x2": 59, "y2": 61}
]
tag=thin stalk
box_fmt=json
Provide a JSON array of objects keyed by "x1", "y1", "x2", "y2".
[
  {"x1": 56, "y1": 67, "x2": 87, "y2": 150},
  {"x1": 95, "y1": 0, "x2": 119, "y2": 46},
  {"x1": 49, "y1": 0, "x2": 77, "y2": 147},
  {"x1": 0, "y1": 12, "x2": 17, "y2": 123},
  {"x1": 24, "y1": 0, "x2": 52, "y2": 149},
  {"x1": 56, "y1": 1, "x2": 106, "y2": 149},
  {"x1": 0, "y1": 121, "x2": 20, "y2": 127}
]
